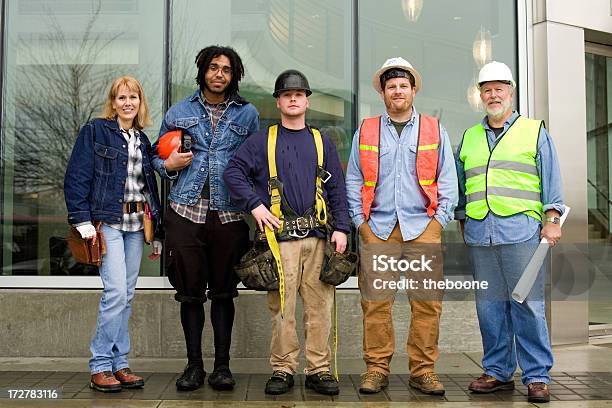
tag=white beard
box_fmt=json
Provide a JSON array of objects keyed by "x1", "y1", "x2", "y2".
[{"x1": 485, "y1": 99, "x2": 511, "y2": 121}]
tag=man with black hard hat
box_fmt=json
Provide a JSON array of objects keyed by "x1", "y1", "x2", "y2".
[{"x1": 224, "y1": 69, "x2": 351, "y2": 396}]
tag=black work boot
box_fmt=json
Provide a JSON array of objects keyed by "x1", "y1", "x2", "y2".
[
  {"x1": 305, "y1": 371, "x2": 339, "y2": 395},
  {"x1": 176, "y1": 363, "x2": 205, "y2": 391},
  {"x1": 264, "y1": 370, "x2": 294, "y2": 395},
  {"x1": 208, "y1": 365, "x2": 235, "y2": 391}
]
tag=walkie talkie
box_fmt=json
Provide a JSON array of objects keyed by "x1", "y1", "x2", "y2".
[{"x1": 181, "y1": 134, "x2": 192, "y2": 153}]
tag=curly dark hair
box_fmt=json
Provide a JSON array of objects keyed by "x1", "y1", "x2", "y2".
[{"x1": 194, "y1": 45, "x2": 245, "y2": 97}]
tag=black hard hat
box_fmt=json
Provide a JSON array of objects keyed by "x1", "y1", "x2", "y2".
[{"x1": 273, "y1": 69, "x2": 312, "y2": 97}]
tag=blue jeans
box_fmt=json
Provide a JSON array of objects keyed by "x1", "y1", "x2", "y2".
[
  {"x1": 89, "y1": 224, "x2": 143, "y2": 374},
  {"x1": 469, "y1": 231, "x2": 553, "y2": 385}
]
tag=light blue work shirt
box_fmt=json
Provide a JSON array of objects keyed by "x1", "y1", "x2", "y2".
[
  {"x1": 455, "y1": 111, "x2": 565, "y2": 246},
  {"x1": 345, "y1": 108, "x2": 458, "y2": 241}
]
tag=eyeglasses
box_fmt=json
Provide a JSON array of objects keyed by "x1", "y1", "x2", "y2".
[{"x1": 208, "y1": 63, "x2": 231, "y2": 75}]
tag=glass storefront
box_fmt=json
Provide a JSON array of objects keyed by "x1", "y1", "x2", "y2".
[
  {"x1": 0, "y1": 0, "x2": 518, "y2": 284},
  {"x1": 585, "y1": 45, "x2": 612, "y2": 325}
]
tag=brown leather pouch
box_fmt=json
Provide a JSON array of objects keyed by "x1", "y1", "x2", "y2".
[
  {"x1": 66, "y1": 222, "x2": 106, "y2": 266},
  {"x1": 143, "y1": 203, "x2": 154, "y2": 244}
]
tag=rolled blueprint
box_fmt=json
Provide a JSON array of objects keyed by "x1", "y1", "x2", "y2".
[{"x1": 511, "y1": 206, "x2": 570, "y2": 303}]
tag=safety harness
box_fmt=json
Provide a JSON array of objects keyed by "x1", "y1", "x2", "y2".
[{"x1": 265, "y1": 124, "x2": 341, "y2": 379}]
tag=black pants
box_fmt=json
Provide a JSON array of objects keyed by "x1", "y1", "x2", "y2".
[{"x1": 165, "y1": 208, "x2": 250, "y2": 367}]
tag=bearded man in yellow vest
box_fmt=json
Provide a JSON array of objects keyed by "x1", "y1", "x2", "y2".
[
  {"x1": 346, "y1": 57, "x2": 458, "y2": 396},
  {"x1": 455, "y1": 61, "x2": 564, "y2": 404}
]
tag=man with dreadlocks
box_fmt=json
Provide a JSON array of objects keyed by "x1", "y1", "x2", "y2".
[{"x1": 152, "y1": 45, "x2": 259, "y2": 391}]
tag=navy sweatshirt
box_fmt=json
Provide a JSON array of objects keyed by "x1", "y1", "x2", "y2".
[{"x1": 223, "y1": 125, "x2": 351, "y2": 234}]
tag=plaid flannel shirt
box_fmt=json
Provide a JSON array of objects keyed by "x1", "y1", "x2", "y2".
[
  {"x1": 109, "y1": 128, "x2": 146, "y2": 232},
  {"x1": 171, "y1": 97, "x2": 243, "y2": 224}
]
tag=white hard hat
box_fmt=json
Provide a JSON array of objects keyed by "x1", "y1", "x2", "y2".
[
  {"x1": 372, "y1": 57, "x2": 422, "y2": 93},
  {"x1": 478, "y1": 61, "x2": 515, "y2": 88}
]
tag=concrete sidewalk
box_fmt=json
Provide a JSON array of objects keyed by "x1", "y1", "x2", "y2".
[{"x1": 1, "y1": 343, "x2": 612, "y2": 406}]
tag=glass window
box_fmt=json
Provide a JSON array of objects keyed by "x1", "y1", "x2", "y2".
[
  {"x1": 0, "y1": 0, "x2": 165, "y2": 277},
  {"x1": 170, "y1": 0, "x2": 354, "y2": 160},
  {"x1": 358, "y1": 0, "x2": 517, "y2": 145},
  {"x1": 585, "y1": 48, "x2": 612, "y2": 325},
  {"x1": 0, "y1": 0, "x2": 520, "y2": 285},
  {"x1": 358, "y1": 0, "x2": 517, "y2": 276}
]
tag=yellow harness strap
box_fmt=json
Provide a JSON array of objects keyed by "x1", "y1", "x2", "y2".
[
  {"x1": 313, "y1": 129, "x2": 327, "y2": 225},
  {"x1": 266, "y1": 125, "x2": 285, "y2": 317}
]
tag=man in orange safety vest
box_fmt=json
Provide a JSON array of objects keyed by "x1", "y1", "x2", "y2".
[{"x1": 345, "y1": 57, "x2": 458, "y2": 396}]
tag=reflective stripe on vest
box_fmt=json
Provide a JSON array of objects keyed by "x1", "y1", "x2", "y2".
[
  {"x1": 459, "y1": 116, "x2": 543, "y2": 221},
  {"x1": 359, "y1": 114, "x2": 440, "y2": 220}
]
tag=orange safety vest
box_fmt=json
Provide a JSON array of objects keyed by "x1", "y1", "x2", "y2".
[{"x1": 359, "y1": 114, "x2": 440, "y2": 220}]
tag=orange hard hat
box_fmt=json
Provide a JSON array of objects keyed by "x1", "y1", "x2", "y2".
[{"x1": 156, "y1": 129, "x2": 182, "y2": 160}]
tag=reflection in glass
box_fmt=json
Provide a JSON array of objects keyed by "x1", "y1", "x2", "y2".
[
  {"x1": 401, "y1": 0, "x2": 423, "y2": 22},
  {"x1": 585, "y1": 50, "x2": 612, "y2": 325},
  {"x1": 358, "y1": 0, "x2": 516, "y2": 147},
  {"x1": 466, "y1": 81, "x2": 482, "y2": 112},
  {"x1": 1, "y1": 0, "x2": 164, "y2": 276},
  {"x1": 472, "y1": 27, "x2": 492, "y2": 67},
  {"x1": 358, "y1": 0, "x2": 516, "y2": 275},
  {"x1": 171, "y1": 0, "x2": 353, "y2": 161}
]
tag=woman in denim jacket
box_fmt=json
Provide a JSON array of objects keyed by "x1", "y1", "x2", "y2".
[{"x1": 64, "y1": 76, "x2": 162, "y2": 393}]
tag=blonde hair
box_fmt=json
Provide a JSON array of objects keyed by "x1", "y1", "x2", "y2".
[{"x1": 100, "y1": 76, "x2": 152, "y2": 130}]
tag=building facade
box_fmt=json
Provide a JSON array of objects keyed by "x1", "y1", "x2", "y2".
[{"x1": 0, "y1": 0, "x2": 610, "y2": 357}]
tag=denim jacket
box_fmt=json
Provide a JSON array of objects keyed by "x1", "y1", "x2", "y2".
[
  {"x1": 152, "y1": 90, "x2": 259, "y2": 210},
  {"x1": 64, "y1": 118, "x2": 162, "y2": 233}
]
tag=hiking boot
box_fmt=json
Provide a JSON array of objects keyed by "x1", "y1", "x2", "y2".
[
  {"x1": 176, "y1": 364, "x2": 205, "y2": 391},
  {"x1": 264, "y1": 370, "x2": 294, "y2": 395},
  {"x1": 527, "y1": 382, "x2": 550, "y2": 403},
  {"x1": 113, "y1": 368, "x2": 144, "y2": 389},
  {"x1": 305, "y1": 371, "x2": 339, "y2": 395},
  {"x1": 90, "y1": 371, "x2": 122, "y2": 393},
  {"x1": 409, "y1": 372, "x2": 445, "y2": 396},
  {"x1": 359, "y1": 371, "x2": 389, "y2": 394},
  {"x1": 468, "y1": 373, "x2": 515, "y2": 393},
  {"x1": 208, "y1": 366, "x2": 235, "y2": 391}
]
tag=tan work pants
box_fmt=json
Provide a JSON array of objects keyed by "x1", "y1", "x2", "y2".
[
  {"x1": 359, "y1": 220, "x2": 443, "y2": 377},
  {"x1": 267, "y1": 237, "x2": 334, "y2": 375}
]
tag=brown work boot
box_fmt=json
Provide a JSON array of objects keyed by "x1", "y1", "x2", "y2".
[
  {"x1": 359, "y1": 371, "x2": 389, "y2": 394},
  {"x1": 90, "y1": 371, "x2": 122, "y2": 393},
  {"x1": 468, "y1": 373, "x2": 515, "y2": 393},
  {"x1": 114, "y1": 368, "x2": 144, "y2": 389},
  {"x1": 409, "y1": 372, "x2": 445, "y2": 396},
  {"x1": 527, "y1": 382, "x2": 550, "y2": 403}
]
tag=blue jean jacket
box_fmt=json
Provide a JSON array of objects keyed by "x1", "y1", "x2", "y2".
[
  {"x1": 152, "y1": 91, "x2": 259, "y2": 210},
  {"x1": 64, "y1": 118, "x2": 162, "y2": 230}
]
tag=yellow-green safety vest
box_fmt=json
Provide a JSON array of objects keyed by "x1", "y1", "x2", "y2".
[{"x1": 459, "y1": 116, "x2": 543, "y2": 221}]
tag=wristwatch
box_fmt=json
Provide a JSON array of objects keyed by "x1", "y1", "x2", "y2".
[{"x1": 546, "y1": 216, "x2": 560, "y2": 225}]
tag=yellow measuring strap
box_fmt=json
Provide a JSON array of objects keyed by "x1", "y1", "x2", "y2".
[{"x1": 333, "y1": 288, "x2": 338, "y2": 381}]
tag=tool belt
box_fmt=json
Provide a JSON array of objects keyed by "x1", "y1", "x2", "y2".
[
  {"x1": 123, "y1": 201, "x2": 144, "y2": 213},
  {"x1": 234, "y1": 244, "x2": 279, "y2": 291}
]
